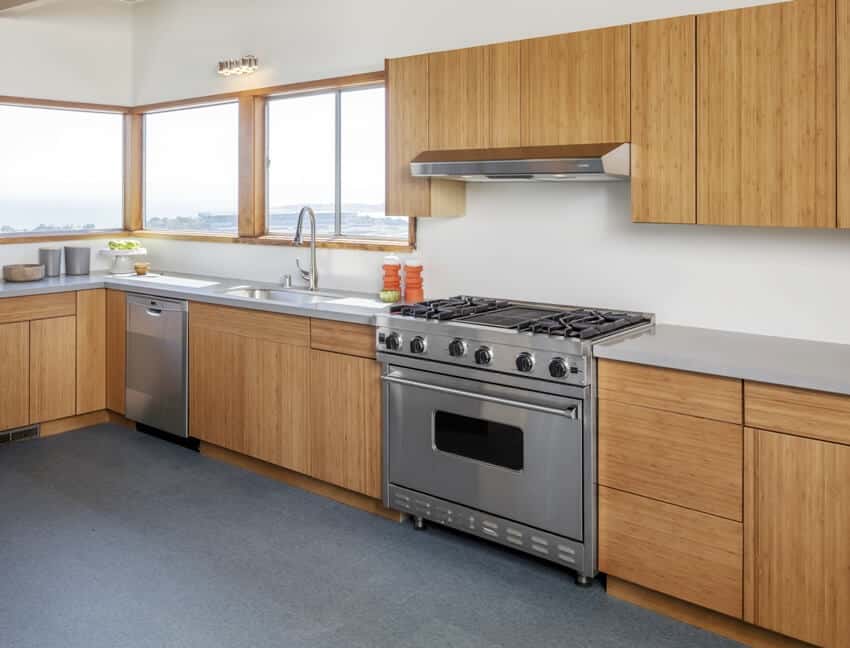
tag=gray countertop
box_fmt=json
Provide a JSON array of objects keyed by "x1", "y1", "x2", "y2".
[
  {"x1": 0, "y1": 271, "x2": 389, "y2": 326},
  {"x1": 595, "y1": 324, "x2": 850, "y2": 396}
]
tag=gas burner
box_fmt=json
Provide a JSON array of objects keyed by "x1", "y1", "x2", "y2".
[
  {"x1": 524, "y1": 309, "x2": 648, "y2": 339},
  {"x1": 391, "y1": 296, "x2": 511, "y2": 321}
]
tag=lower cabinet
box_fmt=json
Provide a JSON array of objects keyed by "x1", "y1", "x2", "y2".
[
  {"x1": 30, "y1": 316, "x2": 77, "y2": 424},
  {"x1": 76, "y1": 289, "x2": 107, "y2": 415},
  {"x1": 188, "y1": 303, "x2": 383, "y2": 500},
  {"x1": 309, "y1": 349, "x2": 381, "y2": 498},
  {"x1": 0, "y1": 322, "x2": 29, "y2": 431},
  {"x1": 745, "y1": 428, "x2": 850, "y2": 647}
]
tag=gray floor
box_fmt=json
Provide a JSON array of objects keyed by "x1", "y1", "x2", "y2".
[{"x1": 0, "y1": 425, "x2": 741, "y2": 648}]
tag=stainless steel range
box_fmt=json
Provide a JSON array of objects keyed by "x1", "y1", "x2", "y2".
[{"x1": 376, "y1": 297, "x2": 654, "y2": 584}]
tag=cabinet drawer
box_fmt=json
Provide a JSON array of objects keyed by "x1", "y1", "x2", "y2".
[
  {"x1": 189, "y1": 302, "x2": 309, "y2": 347},
  {"x1": 598, "y1": 359, "x2": 742, "y2": 423},
  {"x1": 0, "y1": 292, "x2": 76, "y2": 324},
  {"x1": 599, "y1": 400, "x2": 743, "y2": 521},
  {"x1": 310, "y1": 318, "x2": 375, "y2": 359},
  {"x1": 745, "y1": 381, "x2": 850, "y2": 446},
  {"x1": 599, "y1": 486, "x2": 743, "y2": 619}
]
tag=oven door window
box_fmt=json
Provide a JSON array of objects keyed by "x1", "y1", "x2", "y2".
[{"x1": 433, "y1": 411, "x2": 523, "y2": 470}]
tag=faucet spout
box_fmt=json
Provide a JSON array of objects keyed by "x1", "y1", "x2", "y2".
[{"x1": 293, "y1": 206, "x2": 318, "y2": 291}]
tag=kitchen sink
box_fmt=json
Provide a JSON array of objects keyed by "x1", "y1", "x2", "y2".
[{"x1": 224, "y1": 286, "x2": 343, "y2": 304}]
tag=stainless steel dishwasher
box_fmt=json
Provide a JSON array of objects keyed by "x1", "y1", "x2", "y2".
[{"x1": 126, "y1": 294, "x2": 189, "y2": 437}]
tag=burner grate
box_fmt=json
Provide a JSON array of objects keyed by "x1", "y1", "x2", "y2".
[{"x1": 390, "y1": 296, "x2": 511, "y2": 320}]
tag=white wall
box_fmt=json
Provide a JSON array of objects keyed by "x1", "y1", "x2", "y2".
[
  {"x1": 0, "y1": 239, "x2": 112, "y2": 272},
  {"x1": 0, "y1": 0, "x2": 133, "y2": 105},
  {"x1": 144, "y1": 182, "x2": 850, "y2": 345},
  {"x1": 131, "y1": 0, "x2": 782, "y2": 105}
]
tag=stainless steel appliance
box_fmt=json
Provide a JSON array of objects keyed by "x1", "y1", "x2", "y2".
[
  {"x1": 377, "y1": 297, "x2": 654, "y2": 584},
  {"x1": 126, "y1": 294, "x2": 189, "y2": 438},
  {"x1": 410, "y1": 143, "x2": 630, "y2": 182}
]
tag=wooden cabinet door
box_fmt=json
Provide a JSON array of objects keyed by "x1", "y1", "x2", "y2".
[
  {"x1": 697, "y1": 0, "x2": 836, "y2": 227},
  {"x1": 386, "y1": 54, "x2": 430, "y2": 218},
  {"x1": 30, "y1": 316, "x2": 76, "y2": 424},
  {"x1": 428, "y1": 46, "x2": 491, "y2": 151},
  {"x1": 490, "y1": 41, "x2": 522, "y2": 148},
  {"x1": 189, "y1": 303, "x2": 310, "y2": 471},
  {"x1": 839, "y1": 0, "x2": 850, "y2": 228},
  {"x1": 521, "y1": 26, "x2": 629, "y2": 146},
  {"x1": 631, "y1": 16, "x2": 696, "y2": 224},
  {"x1": 0, "y1": 322, "x2": 29, "y2": 432},
  {"x1": 745, "y1": 428, "x2": 850, "y2": 645},
  {"x1": 76, "y1": 289, "x2": 106, "y2": 414},
  {"x1": 310, "y1": 350, "x2": 381, "y2": 498},
  {"x1": 106, "y1": 289, "x2": 126, "y2": 414}
]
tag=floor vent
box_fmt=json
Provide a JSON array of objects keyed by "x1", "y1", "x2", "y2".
[{"x1": 0, "y1": 425, "x2": 40, "y2": 445}]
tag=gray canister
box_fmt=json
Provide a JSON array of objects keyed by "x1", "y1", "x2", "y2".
[
  {"x1": 38, "y1": 248, "x2": 62, "y2": 277},
  {"x1": 64, "y1": 246, "x2": 91, "y2": 276}
]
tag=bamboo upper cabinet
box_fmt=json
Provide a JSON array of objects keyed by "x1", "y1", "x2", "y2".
[
  {"x1": 521, "y1": 26, "x2": 630, "y2": 146},
  {"x1": 745, "y1": 428, "x2": 850, "y2": 646},
  {"x1": 697, "y1": 0, "x2": 836, "y2": 228},
  {"x1": 630, "y1": 16, "x2": 696, "y2": 224},
  {"x1": 428, "y1": 42, "x2": 521, "y2": 151}
]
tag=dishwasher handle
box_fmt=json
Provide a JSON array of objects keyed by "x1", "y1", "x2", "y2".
[{"x1": 127, "y1": 293, "x2": 189, "y2": 313}]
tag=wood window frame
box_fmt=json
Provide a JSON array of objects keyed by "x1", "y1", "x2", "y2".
[
  {"x1": 0, "y1": 96, "x2": 131, "y2": 245},
  {"x1": 1, "y1": 71, "x2": 415, "y2": 252},
  {"x1": 131, "y1": 71, "x2": 416, "y2": 252}
]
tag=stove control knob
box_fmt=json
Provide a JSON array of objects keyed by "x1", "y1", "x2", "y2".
[
  {"x1": 474, "y1": 346, "x2": 493, "y2": 366},
  {"x1": 515, "y1": 352, "x2": 535, "y2": 373},
  {"x1": 448, "y1": 338, "x2": 467, "y2": 357},
  {"x1": 385, "y1": 332, "x2": 402, "y2": 351},
  {"x1": 549, "y1": 357, "x2": 569, "y2": 379},
  {"x1": 410, "y1": 336, "x2": 427, "y2": 354}
]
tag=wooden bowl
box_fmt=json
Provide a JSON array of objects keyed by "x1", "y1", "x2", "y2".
[
  {"x1": 3, "y1": 264, "x2": 45, "y2": 282},
  {"x1": 134, "y1": 262, "x2": 151, "y2": 276}
]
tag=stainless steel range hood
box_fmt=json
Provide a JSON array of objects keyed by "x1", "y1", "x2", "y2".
[{"x1": 410, "y1": 143, "x2": 630, "y2": 182}]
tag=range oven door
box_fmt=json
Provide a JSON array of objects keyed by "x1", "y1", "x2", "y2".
[{"x1": 384, "y1": 365, "x2": 584, "y2": 541}]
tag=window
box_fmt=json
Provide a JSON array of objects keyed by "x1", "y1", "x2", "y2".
[
  {"x1": 0, "y1": 105, "x2": 123, "y2": 235},
  {"x1": 267, "y1": 85, "x2": 407, "y2": 241},
  {"x1": 144, "y1": 102, "x2": 239, "y2": 233}
]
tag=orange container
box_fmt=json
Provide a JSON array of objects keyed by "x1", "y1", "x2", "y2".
[
  {"x1": 404, "y1": 259, "x2": 424, "y2": 303},
  {"x1": 382, "y1": 255, "x2": 402, "y2": 293}
]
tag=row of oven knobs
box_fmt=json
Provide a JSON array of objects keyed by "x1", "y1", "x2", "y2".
[{"x1": 385, "y1": 333, "x2": 570, "y2": 377}]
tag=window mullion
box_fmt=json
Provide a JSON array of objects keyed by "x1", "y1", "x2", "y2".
[{"x1": 334, "y1": 90, "x2": 342, "y2": 238}]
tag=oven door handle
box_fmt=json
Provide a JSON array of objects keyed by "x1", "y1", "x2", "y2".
[{"x1": 381, "y1": 374, "x2": 579, "y2": 419}]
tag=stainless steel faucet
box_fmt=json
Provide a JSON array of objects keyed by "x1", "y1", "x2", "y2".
[{"x1": 293, "y1": 206, "x2": 318, "y2": 291}]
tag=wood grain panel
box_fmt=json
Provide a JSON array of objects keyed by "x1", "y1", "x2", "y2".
[
  {"x1": 631, "y1": 16, "x2": 696, "y2": 224},
  {"x1": 106, "y1": 289, "x2": 126, "y2": 414},
  {"x1": 188, "y1": 302, "x2": 309, "y2": 347},
  {"x1": 599, "y1": 486, "x2": 743, "y2": 619},
  {"x1": 840, "y1": 0, "x2": 850, "y2": 228},
  {"x1": 238, "y1": 95, "x2": 266, "y2": 237},
  {"x1": 521, "y1": 26, "x2": 630, "y2": 145},
  {"x1": 310, "y1": 318, "x2": 375, "y2": 359},
  {"x1": 243, "y1": 340, "x2": 310, "y2": 474},
  {"x1": 607, "y1": 577, "x2": 814, "y2": 648},
  {"x1": 201, "y1": 442, "x2": 403, "y2": 522},
  {"x1": 40, "y1": 410, "x2": 110, "y2": 438},
  {"x1": 745, "y1": 381, "x2": 850, "y2": 446},
  {"x1": 489, "y1": 41, "x2": 522, "y2": 148},
  {"x1": 598, "y1": 400, "x2": 743, "y2": 520},
  {"x1": 825, "y1": 438, "x2": 850, "y2": 648},
  {"x1": 30, "y1": 316, "x2": 76, "y2": 424},
  {"x1": 597, "y1": 359, "x2": 742, "y2": 423},
  {"x1": 0, "y1": 322, "x2": 29, "y2": 432},
  {"x1": 310, "y1": 350, "x2": 382, "y2": 498},
  {"x1": 428, "y1": 46, "x2": 490, "y2": 150},
  {"x1": 188, "y1": 324, "x2": 248, "y2": 453},
  {"x1": 123, "y1": 113, "x2": 143, "y2": 231},
  {"x1": 0, "y1": 292, "x2": 75, "y2": 324},
  {"x1": 386, "y1": 55, "x2": 430, "y2": 218},
  {"x1": 748, "y1": 429, "x2": 827, "y2": 645},
  {"x1": 697, "y1": 0, "x2": 836, "y2": 228},
  {"x1": 76, "y1": 289, "x2": 106, "y2": 414}
]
